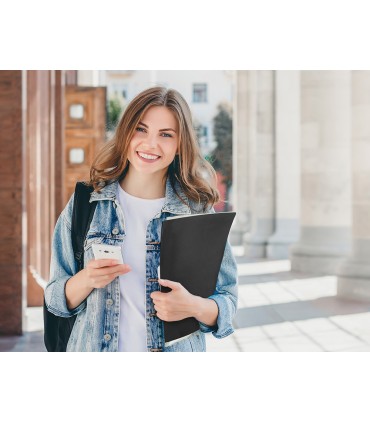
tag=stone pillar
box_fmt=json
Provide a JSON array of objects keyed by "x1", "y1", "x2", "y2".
[
  {"x1": 243, "y1": 71, "x2": 275, "y2": 258},
  {"x1": 290, "y1": 71, "x2": 352, "y2": 274},
  {"x1": 267, "y1": 71, "x2": 301, "y2": 259},
  {"x1": 337, "y1": 71, "x2": 370, "y2": 300},
  {"x1": 230, "y1": 70, "x2": 252, "y2": 245}
]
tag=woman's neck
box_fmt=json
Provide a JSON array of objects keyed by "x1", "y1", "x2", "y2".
[{"x1": 120, "y1": 169, "x2": 167, "y2": 199}]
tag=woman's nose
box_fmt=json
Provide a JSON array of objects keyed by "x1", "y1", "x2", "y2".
[{"x1": 144, "y1": 134, "x2": 158, "y2": 148}]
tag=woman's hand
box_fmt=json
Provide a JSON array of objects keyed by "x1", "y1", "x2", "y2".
[
  {"x1": 66, "y1": 259, "x2": 131, "y2": 310},
  {"x1": 84, "y1": 259, "x2": 131, "y2": 289},
  {"x1": 150, "y1": 279, "x2": 198, "y2": 322}
]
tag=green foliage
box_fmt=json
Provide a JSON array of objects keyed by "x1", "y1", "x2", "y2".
[
  {"x1": 204, "y1": 154, "x2": 215, "y2": 164},
  {"x1": 106, "y1": 97, "x2": 123, "y2": 132},
  {"x1": 211, "y1": 102, "x2": 233, "y2": 187}
]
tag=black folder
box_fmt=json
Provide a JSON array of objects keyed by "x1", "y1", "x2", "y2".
[{"x1": 159, "y1": 211, "x2": 236, "y2": 344}]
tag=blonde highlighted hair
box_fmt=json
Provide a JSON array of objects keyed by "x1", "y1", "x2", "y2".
[{"x1": 89, "y1": 86, "x2": 220, "y2": 212}]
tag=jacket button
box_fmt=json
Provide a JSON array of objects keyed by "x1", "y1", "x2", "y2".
[
  {"x1": 104, "y1": 333, "x2": 111, "y2": 342},
  {"x1": 106, "y1": 299, "x2": 113, "y2": 306},
  {"x1": 112, "y1": 228, "x2": 119, "y2": 235}
]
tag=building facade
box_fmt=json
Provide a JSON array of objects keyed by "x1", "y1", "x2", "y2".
[
  {"x1": 0, "y1": 70, "x2": 77, "y2": 334},
  {"x1": 231, "y1": 70, "x2": 370, "y2": 302}
]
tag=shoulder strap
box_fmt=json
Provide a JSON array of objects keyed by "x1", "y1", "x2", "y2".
[{"x1": 71, "y1": 182, "x2": 97, "y2": 271}]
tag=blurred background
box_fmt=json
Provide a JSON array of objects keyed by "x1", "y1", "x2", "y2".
[{"x1": 1, "y1": 70, "x2": 370, "y2": 352}]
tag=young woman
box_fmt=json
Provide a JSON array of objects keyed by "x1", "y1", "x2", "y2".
[{"x1": 45, "y1": 86, "x2": 238, "y2": 352}]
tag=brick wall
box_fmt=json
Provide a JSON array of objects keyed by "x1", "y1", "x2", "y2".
[
  {"x1": 0, "y1": 71, "x2": 23, "y2": 335},
  {"x1": 0, "y1": 70, "x2": 76, "y2": 335}
]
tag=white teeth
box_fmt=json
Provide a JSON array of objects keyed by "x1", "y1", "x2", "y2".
[{"x1": 138, "y1": 152, "x2": 160, "y2": 160}]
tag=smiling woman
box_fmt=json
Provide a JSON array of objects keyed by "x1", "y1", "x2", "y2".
[
  {"x1": 121, "y1": 106, "x2": 179, "y2": 196},
  {"x1": 44, "y1": 86, "x2": 238, "y2": 352},
  {"x1": 90, "y1": 86, "x2": 220, "y2": 208}
]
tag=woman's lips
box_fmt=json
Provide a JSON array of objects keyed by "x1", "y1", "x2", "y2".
[{"x1": 136, "y1": 151, "x2": 161, "y2": 163}]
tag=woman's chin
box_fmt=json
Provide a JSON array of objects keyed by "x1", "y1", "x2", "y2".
[{"x1": 131, "y1": 164, "x2": 168, "y2": 176}]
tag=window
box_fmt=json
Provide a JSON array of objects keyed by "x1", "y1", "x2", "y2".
[
  {"x1": 69, "y1": 103, "x2": 84, "y2": 119},
  {"x1": 194, "y1": 124, "x2": 208, "y2": 147},
  {"x1": 201, "y1": 126, "x2": 208, "y2": 145},
  {"x1": 69, "y1": 148, "x2": 85, "y2": 164},
  {"x1": 193, "y1": 83, "x2": 207, "y2": 103}
]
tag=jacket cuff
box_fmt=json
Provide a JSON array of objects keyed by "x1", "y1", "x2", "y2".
[
  {"x1": 45, "y1": 276, "x2": 87, "y2": 318},
  {"x1": 198, "y1": 295, "x2": 235, "y2": 339}
]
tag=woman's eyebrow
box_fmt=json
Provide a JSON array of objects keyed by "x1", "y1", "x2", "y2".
[{"x1": 138, "y1": 121, "x2": 177, "y2": 133}]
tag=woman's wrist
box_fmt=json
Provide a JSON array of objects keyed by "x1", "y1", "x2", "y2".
[
  {"x1": 65, "y1": 268, "x2": 93, "y2": 310},
  {"x1": 189, "y1": 295, "x2": 203, "y2": 320},
  {"x1": 190, "y1": 295, "x2": 218, "y2": 327},
  {"x1": 78, "y1": 268, "x2": 91, "y2": 290}
]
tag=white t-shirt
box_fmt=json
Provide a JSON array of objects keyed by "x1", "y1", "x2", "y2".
[{"x1": 117, "y1": 184, "x2": 166, "y2": 352}]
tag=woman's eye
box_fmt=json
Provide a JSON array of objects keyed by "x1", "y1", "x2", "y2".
[{"x1": 135, "y1": 127, "x2": 172, "y2": 138}]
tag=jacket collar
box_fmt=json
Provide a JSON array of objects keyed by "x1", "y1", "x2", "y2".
[{"x1": 89, "y1": 175, "x2": 192, "y2": 215}]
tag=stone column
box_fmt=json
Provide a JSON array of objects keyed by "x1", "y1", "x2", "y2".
[
  {"x1": 267, "y1": 71, "x2": 301, "y2": 259},
  {"x1": 243, "y1": 70, "x2": 275, "y2": 258},
  {"x1": 337, "y1": 71, "x2": 370, "y2": 300},
  {"x1": 230, "y1": 70, "x2": 252, "y2": 245},
  {"x1": 290, "y1": 71, "x2": 352, "y2": 274}
]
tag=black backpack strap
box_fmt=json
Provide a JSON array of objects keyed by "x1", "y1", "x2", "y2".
[
  {"x1": 44, "y1": 181, "x2": 97, "y2": 352},
  {"x1": 71, "y1": 182, "x2": 97, "y2": 271}
]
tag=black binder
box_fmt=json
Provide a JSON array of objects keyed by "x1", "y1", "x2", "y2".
[{"x1": 159, "y1": 211, "x2": 236, "y2": 344}]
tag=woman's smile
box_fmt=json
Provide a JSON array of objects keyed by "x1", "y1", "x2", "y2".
[{"x1": 136, "y1": 151, "x2": 162, "y2": 163}]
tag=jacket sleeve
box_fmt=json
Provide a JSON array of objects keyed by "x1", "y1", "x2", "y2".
[
  {"x1": 198, "y1": 206, "x2": 239, "y2": 339},
  {"x1": 44, "y1": 193, "x2": 87, "y2": 318}
]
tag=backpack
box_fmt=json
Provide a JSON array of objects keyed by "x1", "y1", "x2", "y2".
[{"x1": 43, "y1": 182, "x2": 97, "y2": 352}]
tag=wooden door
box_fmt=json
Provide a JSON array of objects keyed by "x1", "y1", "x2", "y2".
[{"x1": 64, "y1": 86, "x2": 106, "y2": 204}]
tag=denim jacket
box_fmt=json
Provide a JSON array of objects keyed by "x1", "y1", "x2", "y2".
[{"x1": 45, "y1": 176, "x2": 238, "y2": 352}]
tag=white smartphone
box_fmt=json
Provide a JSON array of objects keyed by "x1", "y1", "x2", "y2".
[{"x1": 91, "y1": 244, "x2": 124, "y2": 264}]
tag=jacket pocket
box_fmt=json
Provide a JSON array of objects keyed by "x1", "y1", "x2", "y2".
[
  {"x1": 164, "y1": 330, "x2": 205, "y2": 352},
  {"x1": 188, "y1": 330, "x2": 206, "y2": 352},
  {"x1": 84, "y1": 234, "x2": 105, "y2": 252}
]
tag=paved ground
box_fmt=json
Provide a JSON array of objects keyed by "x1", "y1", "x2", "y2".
[{"x1": 2, "y1": 245, "x2": 370, "y2": 352}]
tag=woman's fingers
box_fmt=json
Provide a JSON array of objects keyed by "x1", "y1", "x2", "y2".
[
  {"x1": 85, "y1": 259, "x2": 132, "y2": 289},
  {"x1": 97, "y1": 264, "x2": 130, "y2": 276},
  {"x1": 88, "y1": 260, "x2": 131, "y2": 276},
  {"x1": 88, "y1": 259, "x2": 120, "y2": 269}
]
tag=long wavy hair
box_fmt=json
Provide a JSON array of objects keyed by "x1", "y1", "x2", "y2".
[{"x1": 89, "y1": 86, "x2": 220, "y2": 212}]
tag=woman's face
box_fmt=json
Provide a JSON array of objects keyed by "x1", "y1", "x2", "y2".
[{"x1": 127, "y1": 106, "x2": 179, "y2": 177}]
